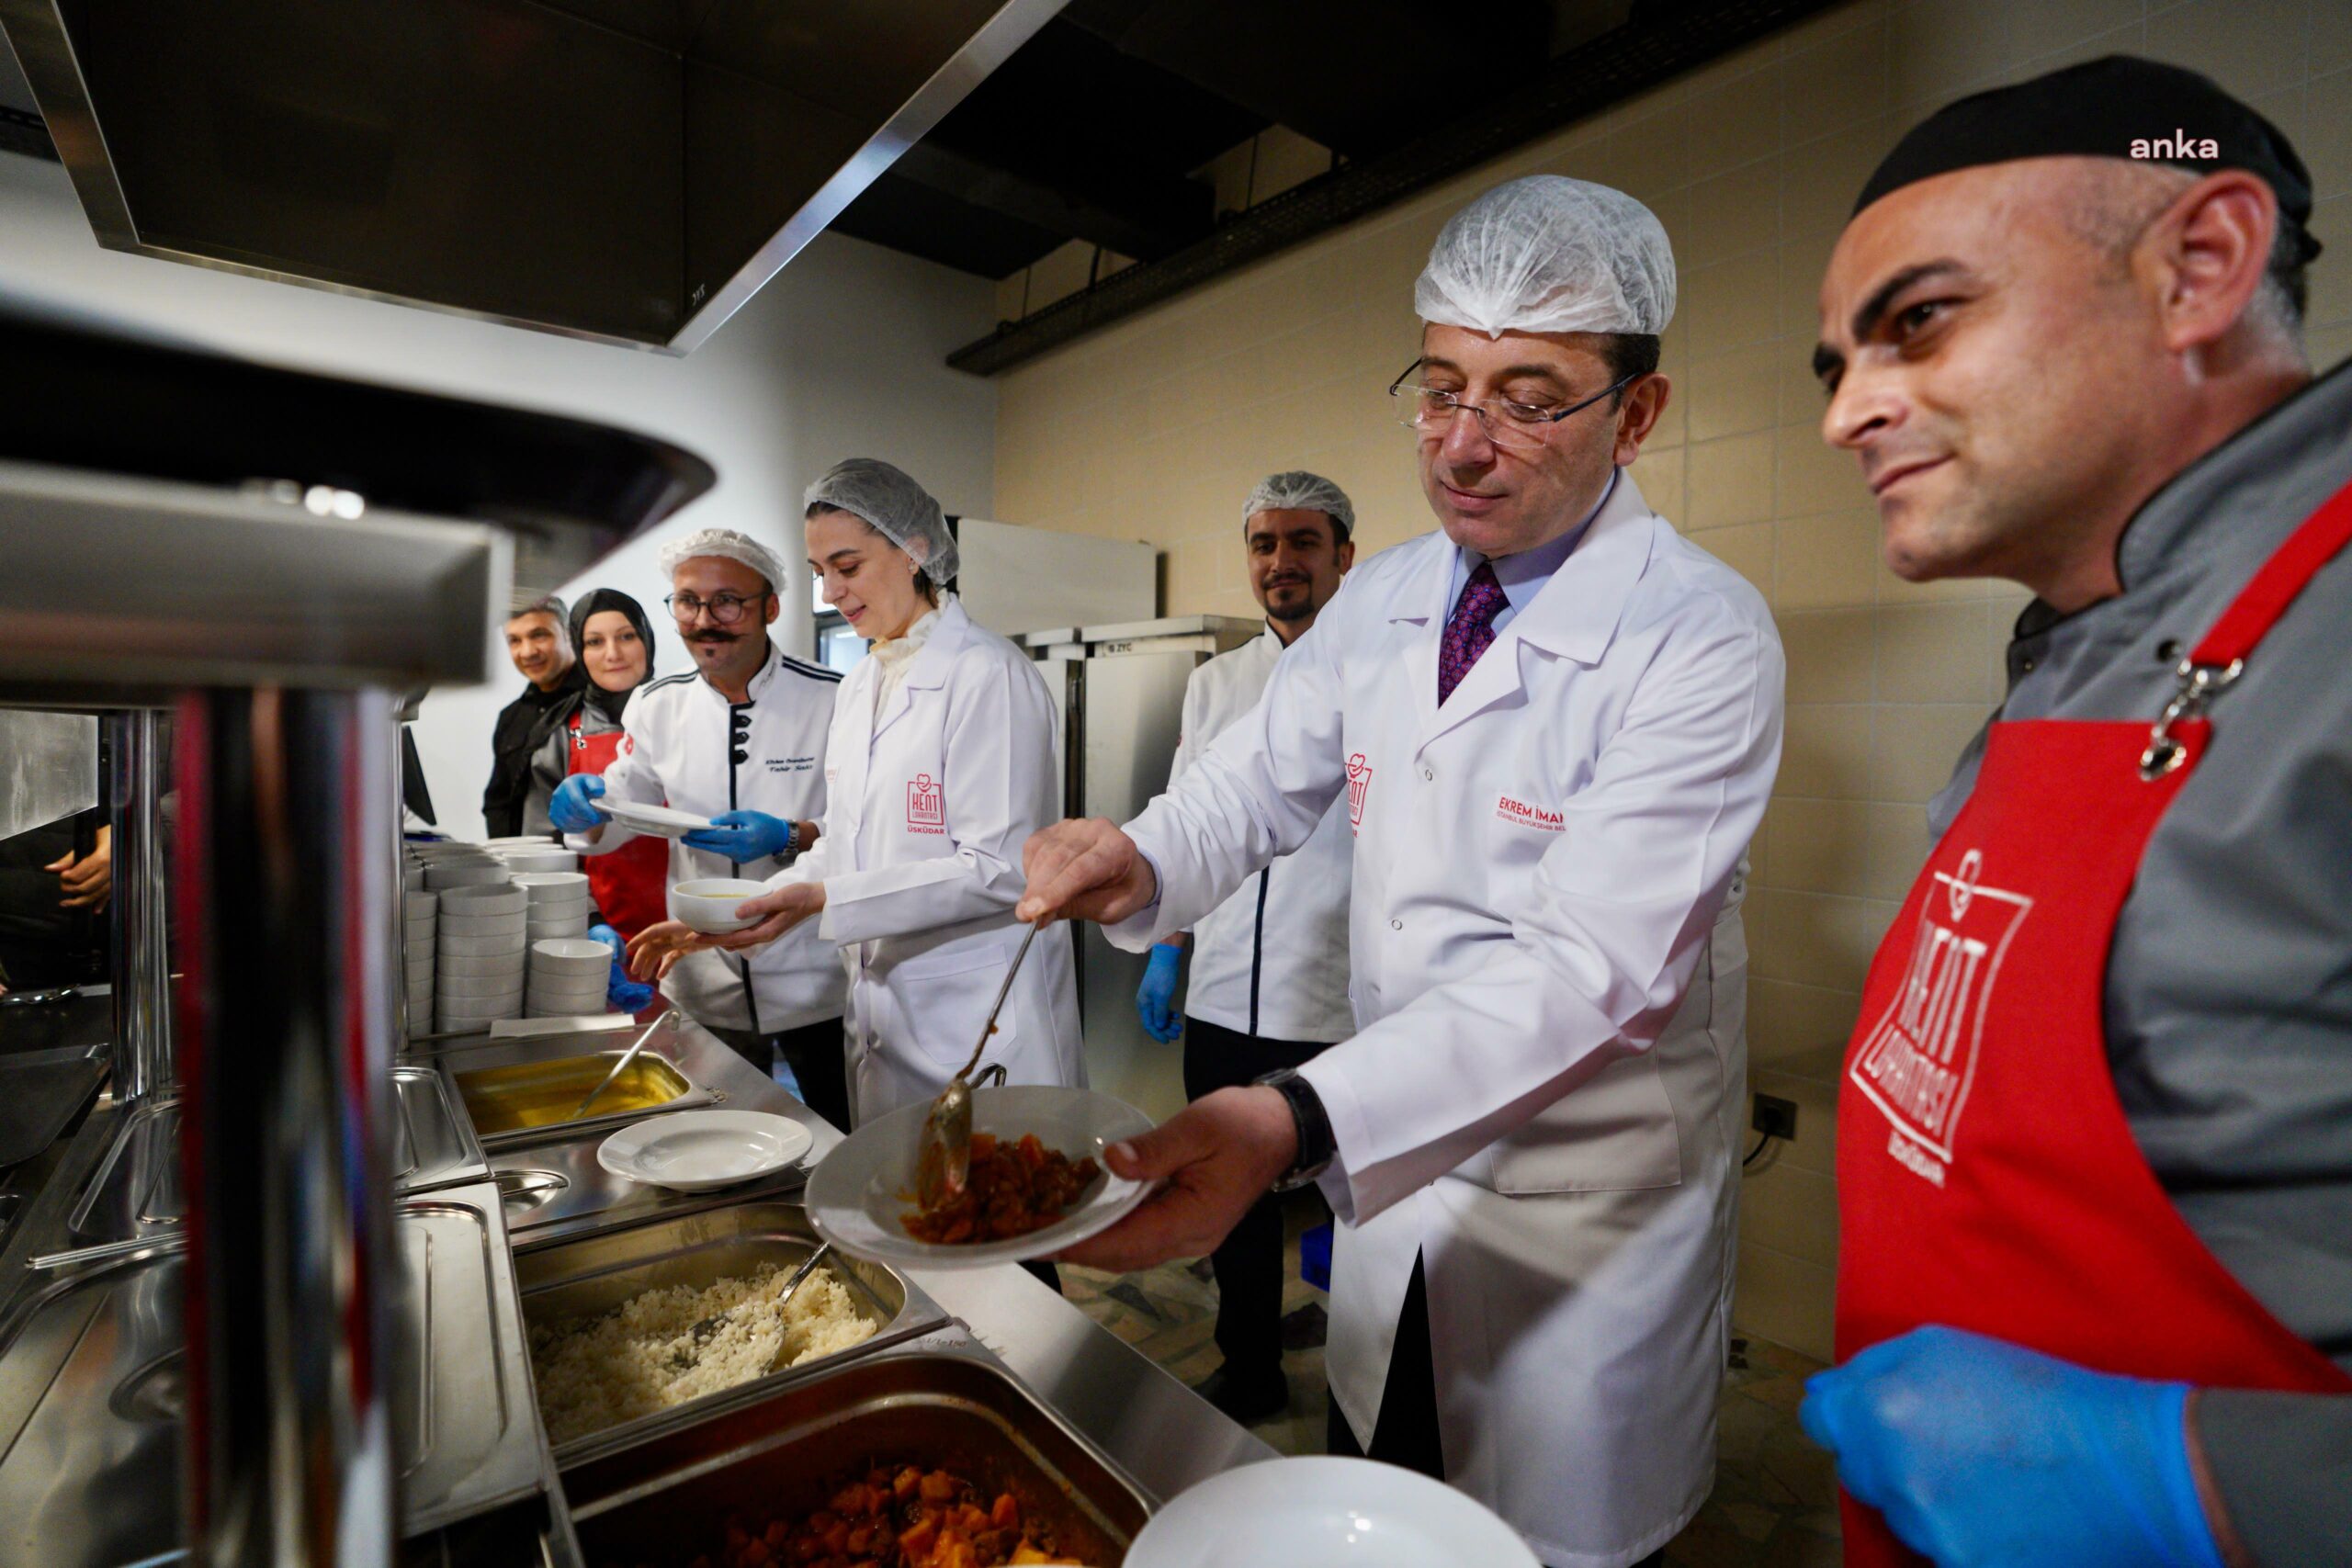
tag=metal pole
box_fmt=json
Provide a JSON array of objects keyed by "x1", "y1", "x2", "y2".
[
  {"x1": 175, "y1": 686, "x2": 397, "y2": 1567},
  {"x1": 107, "y1": 706, "x2": 172, "y2": 1101}
]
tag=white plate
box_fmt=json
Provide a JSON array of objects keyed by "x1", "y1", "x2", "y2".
[
  {"x1": 804, "y1": 1085, "x2": 1152, "y2": 1270},
  {"x1": 601, "y1": 799, "x2": 717, "y2": 839},
  {"x1": 1125, "y1": 1458, "x2": 1540, "y2": 1568},
  {"x1": 598, "y1": 1110, "x2": 815, "y2": 1192},
  {"x1": 510, "y1": 872, "x2": 590, "y2": 898}
]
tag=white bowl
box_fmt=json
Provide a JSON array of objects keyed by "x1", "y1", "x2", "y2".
[
  {"x1": 424, "y1": 863, "x2": 513, "y2": 890},
  {"x1": 438, "y1": 909, "x2": 526, "y2": 935},
  {"x1": 667, "y1": 878, "x2": 770, "y2": 935},
  {"x1": 522, "y1": 894, "x2": 594, "y2": 920},
  {"x1": 437, "y1": 970, "x2": 529, "y2": 998},
  {"x1": 496, "y1": 850, "x2": 579, "y2": 874},
  {"x1": 438, "y1": 931, "x2": 528, "y2": 958},
  {"x1": 529, "y1": 935, "x2": 610, "y2": 967},
  {"x1": 402, "y1": 868, "x2": 425, "y2": 891},
  {"x1": 404, "y1": 889, "x2": 439, "y2": 914},
  {"x1": 526, "y1": 991, "x2": 607, "y2": 1015},
  {"x1": 403, "y1": 917, "x2": 438, "y2": 940},
  {"x1": 1125, "y1": 1458, "x2": 1541, "y2": 1568},
  {"x1": 437, "y1": 990, "x2": 524, "y2": 1014},
  {"x1": 526, "y1": 918, "x2": 590, "y2": 941},
  {"x1": 437, "y1": 885, "x2": 526, "y2": 916},
  {"x1": 436, "y1": 950, "x2": 525, "y2": 977},
  {"x1": 509, "y1": 872, "x2": 589, "y2": 900}
]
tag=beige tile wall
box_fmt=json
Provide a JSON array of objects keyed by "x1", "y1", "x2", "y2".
[{"x1": 991, "y1": 0, "x2": 2352, "y2": 1360}]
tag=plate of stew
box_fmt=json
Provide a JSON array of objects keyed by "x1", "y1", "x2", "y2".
[{"x1": 805, "y1": 1086, "x2": 1154, "y2": 1269}]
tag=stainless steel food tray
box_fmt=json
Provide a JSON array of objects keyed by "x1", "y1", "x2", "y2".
[
  {"x1": 511, "y1": 1201, "x2": 949, "y2": 1468},
  {"x1": 561, "y1": 1346, "x2": 1153, "y2": 1567}
]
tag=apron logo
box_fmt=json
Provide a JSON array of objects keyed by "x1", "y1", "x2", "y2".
[
  {"x1": 1345, "y1": 753, "x2": 1373, "y2": 832},
  {"x1": 906, "y1": 773, "x2": 946, "y2": 835},
  {"x1": 1851, "y1": 847, "x2": 2033, "y2": 1173},
  {"x1": 1496, "y1": 794, "x2": 1564, "y2": 830}
]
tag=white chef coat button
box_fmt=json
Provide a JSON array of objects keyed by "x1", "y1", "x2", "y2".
[
  {"x1": 1421, "y1": 765, "x2": 1434, "y2": 781},
  {"x1": 1390, "y1": 918, "x2": 1403, "y2": 931}
]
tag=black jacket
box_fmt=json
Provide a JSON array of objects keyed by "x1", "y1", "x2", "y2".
[{"x1": 482, "y1": 667, "x2": 585, "y2": 838}]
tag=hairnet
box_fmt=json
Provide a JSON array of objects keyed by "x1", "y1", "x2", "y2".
[
  {"x1": 1242, "y1": 470, "x2": 1355, "y2": 542},
  {"x1": 803, "y1": 457, "x2": 959, "y2": 586},
  {"x1": 1415, "y1": 175, "x2": 1676, "y2": 338},
  {"x1": 656, "y1": 527, "x2": 789, "y2": 595}
]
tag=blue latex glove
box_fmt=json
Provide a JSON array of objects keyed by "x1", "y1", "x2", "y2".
[
  {"x1": 548, "y1": 773, "x2": 608, "y2": 833},
  {"x1": 1136, "y1": 942, "x2": 1183, "y2": 1043},
  {"x1": 1800, "y1": 1326, "x2": 2223, "y2": 1568},
  {"x1": 681, "y1": 808, "x2": 795, "y2": 863},
  {"x1": 588, "y1": 923, "x2": 654, "y2": 1013}
]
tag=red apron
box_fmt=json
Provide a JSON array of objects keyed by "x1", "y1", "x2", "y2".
[
  {"x1": 1834, "y1": 477, "x2": 2352, "y2": 1565},
  {"x1": 566, "y1": 710, "x2": 670, "y2": 940}
]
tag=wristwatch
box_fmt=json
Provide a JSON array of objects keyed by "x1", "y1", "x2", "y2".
[
  {"x1": 778, "y1": 820, "x2": 800, "y2": 865},
  {"x1": 1256, "y1": 1066, "x2": 1336, "y2": 1192}
]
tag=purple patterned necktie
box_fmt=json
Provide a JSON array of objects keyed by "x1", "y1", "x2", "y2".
[{"x1": 1438, "y1": 560, "x2": 1508, "y2": 704}]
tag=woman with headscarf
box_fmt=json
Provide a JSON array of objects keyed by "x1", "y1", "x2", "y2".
[
  {"x1": 629, "y1": 458, "x2": 1083, "y2": 1131},
  {"x1": 526, "y1": 589, "x2": 670, "y2": 943}
]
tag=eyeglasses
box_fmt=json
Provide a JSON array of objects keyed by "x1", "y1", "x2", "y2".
[
  {"x1": 666, "y1": 591, "x2": 771, "y2": 626},
  {"x1": 1388, "y1": 362, "x2": 1638, "y2": 450}
]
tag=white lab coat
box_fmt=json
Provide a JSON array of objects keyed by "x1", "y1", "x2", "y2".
[
  {"x1": 1110, "y1": 474, "x2": 1782, "y2": 1568},
  {"x1": 1170, "y1": 628, "x2": 1353, "y2": 1043},
  {"x1": 772, "y1": 597, "x2": 1083, "y2": 1123},
  {"x1": 570, "y1": 645, "x2": 849, "y2": 1033}
]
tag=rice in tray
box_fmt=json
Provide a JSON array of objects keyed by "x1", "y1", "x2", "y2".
[{"x1": 529, "y1": 1261, "x2": 877, "y2": 1445}]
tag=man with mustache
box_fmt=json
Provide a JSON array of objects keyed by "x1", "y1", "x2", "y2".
[
  {"x1": 1135, "y1": 470, "x2": 1358, "y2": 1425},
  {"x1": 481, "y1": 594, "x2": 583, "y2": 838},
  {"x1": 548, "y1": 529, "x2": 850, "y2": 1126},
  {"x1": 1019, "y1": 176, "x2": 1784, "y2": 1567},
  {"x1": 1794, "y1": 56, "x2": 2352, "y2": 1568}
]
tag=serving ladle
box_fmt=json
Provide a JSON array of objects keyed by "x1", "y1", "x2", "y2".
[{"x1": 916, "y1": 922, "x2": 1039, "y2": 1211}]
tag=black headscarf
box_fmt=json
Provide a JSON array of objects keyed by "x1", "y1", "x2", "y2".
[{"x1": 567, "y1": 589, "x2": 655, "y2": 725}]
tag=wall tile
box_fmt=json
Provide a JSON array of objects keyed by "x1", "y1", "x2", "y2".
[
  {"x1": 1740, "y1": 1159, "x2": 1841, "y2": 1268},
  {"x1": 1735, "y1": 1240, "x2": 1837, "y2": 1363},
  {"x1": 1859, "y1": 800, "x2": 1935, "y2": 900},
  {"x1": 1875, "y1": 602, "x2": 1991, "y2": 703},
  {"x1": 1686, "y1": 340, "x2": 1786, "y2": 444},
  {"x1": 1753, "y1": 1065, "x2": 1847, "y2": 1175},
  {"x1": 1699, "y1": 521, "x2": 1775, "y2": 598},
  {"x1": 1868, "y1": 704, "x2": 1990, "y2": 802},
  {"x1": 1759, "y1": 795, "x2": 1874, "y2": 894},
  {"x1": 1682, "y1": 164, "x2": 1783, "y2": 269},
  {"x1": 1749, "y1": 979, "x2": 1865, "y2": 1073},
  {"x1": 1775, "y1": 424, "x2": 1871, "y2": 516},
  {"x1": 1778, "y1": 607, "x2": 1877, "y2": 705},
  {"x1": 1783, "y1": 15, "x2": 1894, "y2": 143},
  {"x1": 1781, "y1": 116, "x2": 1900, "y2": 237},
  {"x1": 2146, "y1": 0, "x2": 2309, "y2": 102},
  {"x1": 1746, "y1": 886, "x2": 1889, "y2": 987},
  {"x1": 1687, "y1": 430, "x2": 1778, "y2": 530},
  {"x1": 2009, "y1": 0, "x2": 2146, "y2": 61},
  {"x1": 1610, "y1": 107, "x2": 1690, "y2": 198},
  {"x1": 1684, "y1": 248, "x2": 1783, "y2": 356},
  {"x1": 1628, "y1": 447, "x2": 1686, "y2": 523},
  {"x1": 1777, "y1": 702, "x2": 1875, "y2": 799},
  {"x1": 1776, "y1": 508, "x2": 1881, "y2": 610},
  {"x1": 1890, "y1": 0, "x2": 2015, "y2": 105}
]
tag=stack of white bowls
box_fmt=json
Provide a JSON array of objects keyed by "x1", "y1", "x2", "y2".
[
  {"x1": 526, "y1": 937, "x2": 611, "y2": 1018},
  {"x1": 423, "y1": 850, "x2": 511, "y2": 893},
  {"x1": 435, "y1": 881, "x2": 526, "y2": 1031},
  {"x1": 514, "y1": 870, "x2": 592, "y2": 940},
  {"x1": 495, "y1": 843, "x2": 581, "y2": 874},
  {"x1": 402, "y1": 889, "x2": 437, "y2": 1021}
]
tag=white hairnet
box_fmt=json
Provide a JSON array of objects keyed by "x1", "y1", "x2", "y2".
[
  {"x1": 657, "y1": 527, "x2": 789, "y2": 595},
  {"x1": 803, "y1": 457, "x2": 958, "y2": 585},
  {"x1": 1415, "y1": 175, "x2": 1676, "y2": 338},
  {"x1": 1242, "y1": 470, "x2": 1355, "y2": 540}
]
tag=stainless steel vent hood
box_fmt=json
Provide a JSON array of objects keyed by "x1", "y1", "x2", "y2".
[{"x1": 0, "y1": 0, "x2": 1062, "y2": 352}]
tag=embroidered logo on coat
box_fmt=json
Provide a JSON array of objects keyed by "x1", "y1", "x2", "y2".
[
  {"x1": 1849, "y1": 849, "x2": 2032, "y2": 1179},
  {"x1": 907, "y1": 773, "x2": 946, "y2": 834},
  {"x1": 1345, "y1": 753, "x2": 1373, "y2": 833},
  {"x1": 1496, "y1": 795, "x2": 1564, "y2": 830}
]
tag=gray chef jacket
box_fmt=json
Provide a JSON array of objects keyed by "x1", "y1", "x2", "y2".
[{"x1": 1929, "y1": 358, "x2": 2352, "y2": 1563}]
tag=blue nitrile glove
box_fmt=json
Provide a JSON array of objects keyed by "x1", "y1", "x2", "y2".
[
  {"x1": 1136, "y1": 942, "x2": 1183, "y2": 1043},
  {"x1": 681, "y1": 808, "x2": 795, "y2": 863},
  {"x1": 588, "y1": 923, "x2": 654, "y2": 1013},
  {"x1": 1800, "y1": 1326, "x2": 2223, "y2": 1568},
  {"x1": 548, "y1": 773, "x2": 608, "y2": 833}
]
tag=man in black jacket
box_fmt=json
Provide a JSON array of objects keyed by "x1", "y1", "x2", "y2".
[{"x1": 482, "y1": 595, "x2": 583, "y2": 838}]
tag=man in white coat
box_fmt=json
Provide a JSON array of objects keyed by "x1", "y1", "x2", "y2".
[
  {"x1": 1136, "y1": 468, "x2": 1358, "y2": 1425},
  {"x1": 549, "y1": 528, "x2": 852, "y2": 1126},
  {"x1": 1020, "y1": 175, "x2": 1785, "y2": 1568}
]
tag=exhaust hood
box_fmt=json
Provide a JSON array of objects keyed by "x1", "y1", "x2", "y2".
[{"x1": 0, "y1": 0, "x2": 1062, "y2": 353}]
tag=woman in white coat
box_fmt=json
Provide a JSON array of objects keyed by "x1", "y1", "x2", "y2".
[{"x1": 630, "y1": 458, "x2": 1084, "y2": 1131}]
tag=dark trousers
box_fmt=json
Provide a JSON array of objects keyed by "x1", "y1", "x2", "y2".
[
  {"x1": 708, "y1": 1018, "x2": 852, "y2": 1134},
  {"x1": 1182, "y1": 1016, "x2": 1329, "y2": 1385},
  {"x1": 1328, "y1": 1254, "x2": 1662, "y2": 1568}
]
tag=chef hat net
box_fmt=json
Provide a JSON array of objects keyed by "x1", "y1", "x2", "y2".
[
  {"x1": 657, "y1": 527, "x2": 789, "y2": 595},
  {"x1": 803, "y1": 457, "x2": 959, "y2": 586},
  {"x1": 1242, "y1": 470, "x2": 1355, "y2": 542},
  {"x1": 1414, "y1": 175, "x2": 1677, "y2": 338}
]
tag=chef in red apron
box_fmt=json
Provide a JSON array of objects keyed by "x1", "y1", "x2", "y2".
[
  {"x1": 1797, "y1": 59, "x2": 2352, "y2": 1567},
  {"x1": 527, "y1": 588, "x2": 667, "y2": 1008}
]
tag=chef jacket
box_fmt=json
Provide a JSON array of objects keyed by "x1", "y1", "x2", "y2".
[
  {"x1": 1930, "y1": 357, "x2": 2352, "y2": 1564},
  {"x1": 1169, "y1": 627, "x2": 1354, "y2": 1043},
  {"x1": 571, "y1": 642, "x2": 848, "y2": 1033}
]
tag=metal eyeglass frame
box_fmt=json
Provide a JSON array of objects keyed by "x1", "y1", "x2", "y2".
[
  {"x1": 1388, "y1": 362, "x2": 1639, "y2": 447},
  {"x1": 664, "y1": 590, "x2": 774, "y2": 626}
]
